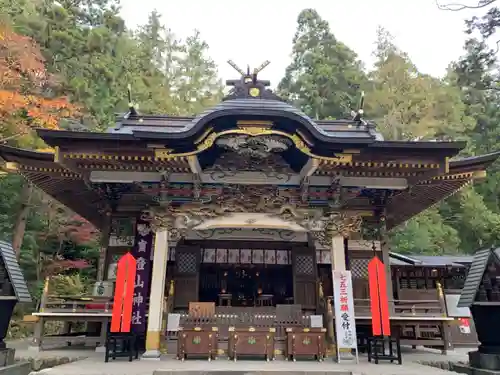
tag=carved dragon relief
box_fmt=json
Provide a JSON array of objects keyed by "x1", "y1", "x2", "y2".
[
  {"x1": 205, "y1": 152, "x2": 294, "y2": 182},
  {"x1": 141, "y1": 185, "x2": 363, "y2": 246},
  {"x1": 205, "y1": 134, "x2": 295, "y2": 183},
  {"x1": 215, "y1": 134, "x2": 292, "y2": 158}
]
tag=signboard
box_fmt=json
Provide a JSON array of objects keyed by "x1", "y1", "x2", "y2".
[
  {"x1": 107, "y1": 254, "x2": 120, "y2": 280},
  {"x1": 446, "y1": 294, "x2": 472, "y2": 318},
  {"x1": 166, "y1": 313, "x2": 181, "y2": 332},
  {"x1": 459, "y1": 318, "x2": 471, "y2": 334},
  {"x1": 310, "y1": 315, "x2": 323, "y2": 328},
  {"x1": 333, "y1": 270, "x2": 358, "y2": 362},
  {"x1": 131, "y1": 219, "x2": 153, "y2": 333}
]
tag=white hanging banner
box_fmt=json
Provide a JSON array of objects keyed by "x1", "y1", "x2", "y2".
[{"x1": 333, "y1": 270, "x2": 358, "y2": 361}]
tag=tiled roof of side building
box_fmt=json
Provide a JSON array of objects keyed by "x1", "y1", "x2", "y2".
[
  {"x1": 389, "y1": 252, "x2": 473, "y2": 267},
  {"x1": 0, "y1": 240, "x2": 32, "y2": 303}
]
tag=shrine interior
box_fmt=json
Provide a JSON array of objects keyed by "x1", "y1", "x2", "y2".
[{"x1": 198, "y1": 263, "x2": 294, "y2": 307}]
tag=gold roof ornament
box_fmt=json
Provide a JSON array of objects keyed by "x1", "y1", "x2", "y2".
[
  {"x1": 249, "y1": 87, "x2": 260, "y2": 97},
  {"x1": 224, "y1": 60, "x2": 272, "y2": 99}
]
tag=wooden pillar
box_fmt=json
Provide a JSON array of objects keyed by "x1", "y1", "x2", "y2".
[
  {"x1": 96, "y1": 215, "x2": 111, "y2": 282},
  {"x1": 142, "y1": 229, "x2": 169, "y2": 360},
  {"x1": 436, "y1": 281, "x2": 453, "y2": 354},
  {"x1": 331, "y1": 235, "x2": 346, "y2": 271},
  {"x1": 29, "y1": 317, "x2": 44, "y2": 352},
  {"x1": 92, "y1": 216, "x2": 111, "y2": 352},
  {"x1": 29, "y1": 277, "x2": 49, "y2": 351},
  {"x1": 381, "y1": 237, "x2": 395, "y2": 311}
]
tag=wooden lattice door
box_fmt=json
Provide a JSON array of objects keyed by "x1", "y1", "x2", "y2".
[
  {"x1": 173, "y1": 245, "x2": 201, "y2": 309},
  {"x1": 292, "y1": 246, "x2": 317, "y2": 310}
]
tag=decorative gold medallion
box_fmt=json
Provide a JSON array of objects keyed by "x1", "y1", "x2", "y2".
[{"x1": 249, "y1": 87, "x2": 260, "y2": 97}]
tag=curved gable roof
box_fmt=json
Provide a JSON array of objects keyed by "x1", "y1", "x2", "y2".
[
  {"x1": 112, "y1": 98, "x2": 380, "y2": 145},
  {"x1": 181, "y1": 98, "x2": 377, "y2": 143}
]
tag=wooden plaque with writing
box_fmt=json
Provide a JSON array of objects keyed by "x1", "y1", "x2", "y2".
[{"x1": 188, "y1": 302, "x2": 215, "y2": 317}]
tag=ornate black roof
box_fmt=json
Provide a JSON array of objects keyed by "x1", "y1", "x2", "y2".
[
  {"x1": 124, "y1": 99, "x2": 379, "y2": 144},
  {"x1": 108, "y1": 61, "x2": 384, "y2": 144}
]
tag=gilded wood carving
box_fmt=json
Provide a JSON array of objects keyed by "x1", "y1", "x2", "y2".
[
  {"x1": 154, "y1": 127, "x2": 352, "y2": 163},
  {"x1": 141, "y1": 185, "x2": 362, "y2": 246}
]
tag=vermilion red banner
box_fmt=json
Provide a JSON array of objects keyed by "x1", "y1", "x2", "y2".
[
  {"x1": 110, "y1": 253, "x2": 137, "y2": 333},
  {"x1": 368, "y1": 256, "x2": 391, "y2": 336},
  {"x1": 120, "y1": 254, "x2": 137, "y2": 333}
]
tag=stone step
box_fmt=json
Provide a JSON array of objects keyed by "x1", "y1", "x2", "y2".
[{"x1": 153, "y1": 372, "x2": 352, "y2": 375}]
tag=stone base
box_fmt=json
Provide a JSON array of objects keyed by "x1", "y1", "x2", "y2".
[
  {"x1": 141, "y1": 350, "x2": 161, "y2": 360},
  {"x1": 0, "y1": 362, "x2": 30, "y2": 375},
  {"x1": 0, "y1": 348, "x2": 14, "y2": 367},
  {"x1": 470, "y1": 351, "x2": 500, "y2": 371},
  {"x1": 153, "y1": 372, "x2": 352, "y2": 375},
  {"x1": 453, "y1": 363, "x2": 500, "y2": 375}
]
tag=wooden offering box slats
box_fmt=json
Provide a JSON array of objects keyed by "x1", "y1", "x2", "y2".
[
  {"x1": 228, "y1": 327, "x2": 275, "y2": 361},
  {"x1": 285, "y1": 327, "x2": 326, "y2": 362},
  {"x1": 177, "y1": 326, "x2": 218, "y2": 361}
]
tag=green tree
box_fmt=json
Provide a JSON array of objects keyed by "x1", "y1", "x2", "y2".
[
  {"x1": 365, "y1": 28, "x2": 481, "y2": 254},
  {"x1": 133, "y1": 12, "x2": 223, "y2": 116},
  {"x1": 132, "y1": 10, "x2": 180, "y2": 115},
  {"x1": 437, "y1": 1, "x2": 499, "y2": 46},
  {"x1": 278, "y1": 9, "x2": 366, "y2": 120},
  {"x1": 440, "y1": 187, "x2": 500, "y2": 252},
  {"x1": 451, "y1": 39, "x2": 500, "y2": 153},
  {"x1": 389, "y1": 208, "x2": 461, "y2": 255},
  {"x1": 365, "y1": 27, "x2": 473, "y2": 141},
  {"x1": 173, "y1": 30, "x2": 224, "y2": 115},
  {"x1": 450, "y1": 38, "x2": 500, "y2": 212},
  {"x1": 0, "y1": 3, "x2": 226, "y2": 303},
  {"x1": 3, "y1": 0, "x2": 141, "y2": 130}
]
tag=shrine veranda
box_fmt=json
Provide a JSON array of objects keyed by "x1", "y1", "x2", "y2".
[{"x1": 1, "y1": 70, "x2": 499, "y2": 359}]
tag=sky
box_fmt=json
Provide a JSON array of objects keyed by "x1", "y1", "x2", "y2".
[{"x1": 119, "y1": 0, "x2": 486, "y2": 87}]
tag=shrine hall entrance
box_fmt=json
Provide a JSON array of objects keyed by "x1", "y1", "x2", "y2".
[
  {"x1": 199, "y1": 263, "x2": 294, "y2": 307},
  {"x1": 172, "y1": 241, "x2": 318, "y2": 311}
]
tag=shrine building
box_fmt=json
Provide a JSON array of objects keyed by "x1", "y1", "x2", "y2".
[{"x1": 1, "y1": 65, "x2": 498, "y2": 359}]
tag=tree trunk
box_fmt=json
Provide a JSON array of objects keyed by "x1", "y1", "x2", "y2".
[{"x1": 12, "y1": 183, "x2": 32, "y2": 259}]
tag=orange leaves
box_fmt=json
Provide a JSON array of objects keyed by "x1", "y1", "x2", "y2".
[
  {"x1": 0, "y1": 21, "x2": 46, "y2": 88},
  {"x1": 0, "y1": 90, "x2": 75, "y2": 130},
  {"x1": 63, "y1": 215, "x2": 98, "y2": 244},
  {"x1": 0, "y1": 22, "x2": 78, "y2": 136}
]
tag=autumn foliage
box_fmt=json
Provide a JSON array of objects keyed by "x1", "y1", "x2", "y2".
[
  {"x1": 62, "y1": 215, "x2": 99, "y2": 244},
  {"x1": 35, "y1": 202, "x2": 99, "y2": 250},
  {"x1": 0, "y1": 21, "x2": 77, "y2": 138},
  {"x1": 44, "y1": 214, "x2": 97, "y2": 278},
  {"x1": 37, "y1": 213, "x2": 98, "y2": 278}
]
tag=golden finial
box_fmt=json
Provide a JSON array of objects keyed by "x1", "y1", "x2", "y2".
[
  {"x1": 169, "y1": 280, "x2": 175, "y2": 296},
  {"x1": 436, "y1": 280, "x2": 444, "y2": 297},
  {"x1": 253, "y1": 60, "x2": 271, "y2": 75},
  {"x1": 227, "y1": 60, "x2": 245, "y2": 76}
]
